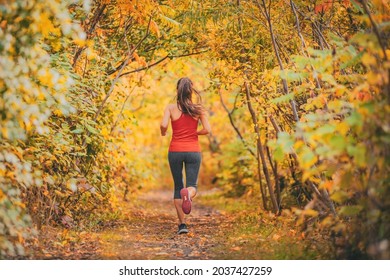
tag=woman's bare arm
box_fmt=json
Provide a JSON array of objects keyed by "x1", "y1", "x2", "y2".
[
  {"x1": 197, "y1": 112, "x2": 211, "y2": 135},
  {"x1": 160, "y1": 105, "x2": 171, "y2": 136}
]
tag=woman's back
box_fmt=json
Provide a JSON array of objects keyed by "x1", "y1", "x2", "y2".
[{"x1": 169, "y1": 105, "x2": 200, "y2": 152}]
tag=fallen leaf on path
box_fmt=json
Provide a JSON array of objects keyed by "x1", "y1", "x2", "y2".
[
  {"x1": 272, "y1": 234, "x2": 281, "y2": 241},
  {"x1": 230, "y1": 246, "x2": 241, "y2": 251}
]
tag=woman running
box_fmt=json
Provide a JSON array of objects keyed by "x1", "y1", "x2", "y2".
[{"x1": 160, "y1": 77, "x2": 211, "y2": 234}]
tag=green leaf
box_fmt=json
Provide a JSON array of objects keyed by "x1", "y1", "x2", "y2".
[
  {"x1": 70, "y1": 128, "x2": 83, "y2": 134},
  {"x1": 85, "y1": 124, "x2": 98, "y2": 134},
  {"x1": 273, "y1": 146, "x2": 284, "y2": 162},
  {"x1": 329, "y1": 135, "x2": 346, "y2": 150},
  {"x1": 350, "y1": 0, "x2": 363, "y2": 13},
  {"x1": 331, "y1": 191, "x2": 349, "y2": 203},
  {"x1": 321, "y1": 73, "x2": 338, "y2": 85},
  {"x1": 346, "y1": 111, "x2": 363, "y2": 128},
  {"x1": 160, "y1": 15, "x2": 182, "y2": 27},
  {"x1": 329, "y1": 32, "x2": 344, "y2": 47},
  {"x1": 277, "y1": 132, "x2": 294, "y2": 152},
  {"x1": 340, "y1": 51, "x2": 363, "y2": 69},
  {"x1": 316, "y1": 124, "x2": 335, "y2": 135},
  {"x1": 347, "y1": 144, "x2": 366, "y2": 167},
  {"x1": 271, "y1": 93, "x2": 294, "y2": 105},
  {"x1": 293, "y1": 55, "x2": 311, "y2": 69},
  {"x1": 279, "y1": 70, "x2": 308, "y2": 82},
  {"x1": 339, "y1": 205, "x2": 363, "y2": 216},
  {"x1": 300, "y1": 147, "x2": 316, "y2": 169},
  {"x1": 69, "y1": 152, "x2": 86, "y2": 156}
]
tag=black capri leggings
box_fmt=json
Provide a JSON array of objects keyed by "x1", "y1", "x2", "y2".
[{"x1": 168, "y1": 152, "x2": 202, "y2": 199}]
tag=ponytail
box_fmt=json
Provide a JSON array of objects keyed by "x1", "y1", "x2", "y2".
[{"x1": 176, "y1": 77, "x2": 204, "y2": 117}]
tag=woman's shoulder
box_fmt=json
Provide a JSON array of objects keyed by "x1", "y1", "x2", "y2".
[
  {"x1": 167, "y1": 103, "x2": 180, "y2": 112},
  {"x1": 165, "y1": 103, "x2": 176, "y2": 109}
]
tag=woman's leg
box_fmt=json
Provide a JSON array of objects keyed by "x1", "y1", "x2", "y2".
[
  {"x1": 174, "y1": 199, "x2": 185, "y2": 224},
  {"x1": 168, "y1": 152, "x2": 186, "y2": 225},
  {"x1": 187, "y1": 187, "x2": 197, "y2": 199},
  {"x1": 184, "y1": 152, "x2": 202, "y2": 199}
]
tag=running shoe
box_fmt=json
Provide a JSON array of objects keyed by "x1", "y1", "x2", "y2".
[
  {"x1": 180, "y1": 187, "x2": 192, "y2": 214},
  {"x1": 178, "y1": 223, "x2": 189, "y2": 234}
]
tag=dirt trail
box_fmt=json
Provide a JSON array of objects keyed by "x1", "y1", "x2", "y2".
[
  {"x1": 95, "y1": 189, "x2": 226, "y2": 260},
  {"x1": 31, "y1": 188, "x2": 328, "y2": 260}
]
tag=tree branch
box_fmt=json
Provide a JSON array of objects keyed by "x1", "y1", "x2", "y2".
[
  {"x1": 290, "y1": 0, "x2": 322, "y2": 89},
  {"x1": 256, "y1": 0, "x2": 299, "y2": 122},
  {"x1": 110, "y1": 83, "x2": 138, "y2": 134},
  {"x1": 219, "y1": 89, "x2": 256, "y2": 157},
  {"x1": 359, "y1": 0, "x2": 387, "y2": 60},
  {"x1": 93, "y1": 17, "x2": 153, "y2": 123},
  {"x1": 118, "y1": 49, "x2": 210, "y2": 78},
  {"x1": 73, "y1": 3, "x2": 107, "y2": 67}
]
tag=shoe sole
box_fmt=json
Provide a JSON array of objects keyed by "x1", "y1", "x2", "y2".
[
  {"x1": 180, "y1": 188, "x2": 191, "y2": 214},
  {"x1": 178, "y1": 228, "x2": 189, "y2": 234}
]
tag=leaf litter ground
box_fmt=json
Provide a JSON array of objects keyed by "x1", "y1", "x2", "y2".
[
  {"x1": 94, "y1": 189, "x2": 227, "y2": 259},
  {"x1": 29, "y1": 188, "x2": 331, "y2": 259}
]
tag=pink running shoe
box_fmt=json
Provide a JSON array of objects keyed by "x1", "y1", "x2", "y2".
[{"x1": 180, "y1": 188, "x2": 192, "y2": 214}]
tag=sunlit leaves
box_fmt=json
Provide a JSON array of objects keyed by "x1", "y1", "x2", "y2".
[
  {"x1": 271, "y1": 93, "x2": 294, "y2": 105},
  {"x1": 0, "y1": 0, "x2": 93, "y2": 258}
]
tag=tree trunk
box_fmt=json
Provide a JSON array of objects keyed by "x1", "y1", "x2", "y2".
[
  {"x1": 245, "y1": 81, "x2": 279, "y2": 213},
  {"x1": 256, "y1": 0, "x2": 299, "y2": 122}
]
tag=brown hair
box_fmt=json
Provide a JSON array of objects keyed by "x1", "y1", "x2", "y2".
[{"x1": 176, "y1": 77, "x2": 204, "y2": 117}]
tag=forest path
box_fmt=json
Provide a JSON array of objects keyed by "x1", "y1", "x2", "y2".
[
  {"x1": 94, "y1": 188, "x2": 228, "y2": 259},
  {"x1": 33, "y1": 188, "x2": 328, "y2": 260}
]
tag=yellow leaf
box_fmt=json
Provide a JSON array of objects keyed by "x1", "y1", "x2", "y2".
[
  {"x1": 53, "y1": 109, "x2": 63, "y2": 116},
  {"x1": 39, "y1": 12, "x2": 60, "y2": 37},
  {"x1": 299, "y1": 147, "x2": 317, "y2": 169},
  {"x1": 86, "y1": 49, "x2": 98, "y2": 60},
  {"x1": 37, "y1": 69, "x2": 54, "y2": 87},
  {"x1": 320, "y1": 216, "x2": 333, "y2": 227},
  {"x1": 293, "y1": 140, "x2": 305, "y2": 150},
  {"x1": 337, "y1": 122, "x2": 349, "y2": 136},
  {"x1": 101, "y1": 127, "x2": 110, "y2": 138},
  {"x1": 1, "y1": 127, "x2": 8, "y2": 139},
  {"x1": 302, "y1": 209, "x2": 318, "y2": 217},
  {"x1": 150, "y1": 20, "x2": 161, "y2": 38},
  {"x1": 361, "y1": 52, "x2": 376, "y2": 66},
  {"x1": 367, "y1": 71, "x2": 381, "y2": 85}
]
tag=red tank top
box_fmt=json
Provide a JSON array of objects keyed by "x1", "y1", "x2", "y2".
[{"x1": 169, "y1": 113, "x2": 200, "y2": 152}]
